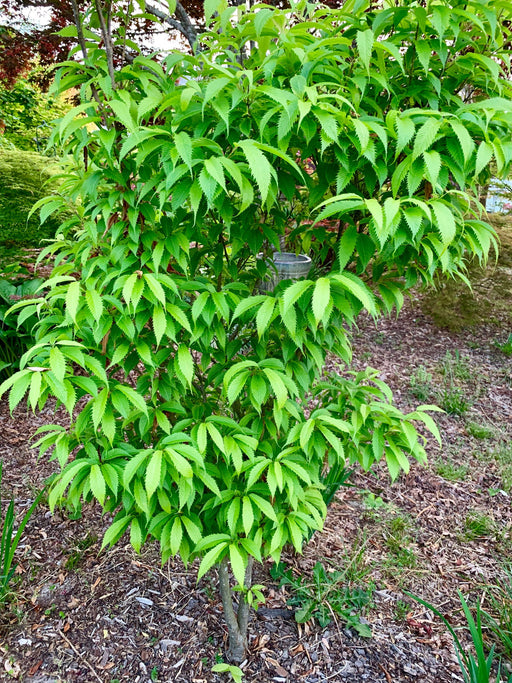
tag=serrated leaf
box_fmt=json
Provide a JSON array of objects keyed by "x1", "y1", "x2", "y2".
[
  {"x1": 85, "y1": 290, "x2": 103, "y2": 323},
  {"x1": 92, "y1": 388, "x2": 108, "y2": 430},
  {"x1": 431, "y1": 200, "x2": 456, "y2": 245},
  {"x1": 423, "y1": 150, "x2": 442, "y2": 186},
  {"x1": 229, "y1": 543, "x2": 247, "y2": 587},
  {"x1": 146, "y1": 450, "x2": 163, "y2": 498},
  {"x1": 250, "y1": 374, "x2": 267, "y2": 410},
  {"x1": 7, "y1": 371, "x2": 31, "y2": 412},
  {"x1": 475, "y1": 141, "x2": 493, "y2": 175},
  {"x1": 101, "y1": 516, "x2": 131, "y2": 550},
  {"x1": 263, "y1": 368, "x2": 287, "y2": 409},
  {"x1": 450, "y1": 120, "x2": 474, "y2": 163},
  {"x1": 356, "y1": 29, "x2": 374, "y2": 72},
  {"x1": 176, "y1": 344, "x2": 194, "y2": 387},
  {"x1": 312, "y1": 277, "x2": 330, "y2": 325},
  {"x1": 281, "y1": 279, "x2": 313, "y2": 312},
  {"x1": 395, "y1": 116, "x2": 416, "y2": 157},
  {"x1": 170, "y1": 517, "x2": 183, "y2": 555},
  {"x1": 130, "y1": 517, "x2": 143, "y2": 553},
  {"x1": 66, "y1": 281, "x2": 81, "y2": 322},
  {"x1": 90, "y1": 464, "x2": 106, "y2": 505},
  {"x1": 256, "y1": 297, "x2": 276, "y2": 338},
  {"x1": 144, "y1": 273, "x2": 166, "y2": 305},
  {"x1": 236, "y1": 140, "x2": 272, "y2": 203},
  {"x1": 413, "y1": 118, "x2": 441, "y2": 159},
  {"x1": 337, "y1": 225, "x2": 358, "y2": 271},
  {"x1": 49, "y1": 347, "x2": 66, "y2": 383},
  {"x1": 232, "y1": 295, "x2": 267, "y2": 322},
  {"x1": 174, "y1": 131, "x2": 193, "y2": 171},
  {"x1": 152, "y1": 306, "x2": 167, "y2": 345},
  {"x1": 197, "y1": 542, "x2": 229, "y2": 580},
  {"x1": 415, "y1": 39, "x2": 431, "y2": 74}
]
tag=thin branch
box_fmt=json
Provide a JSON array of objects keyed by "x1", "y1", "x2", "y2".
[
  {"x1": 95, "y1": 0, "x2": 117, "y2": 89},
  {"x1": 70, "y1": 0, "x2": 89, "y2": 59},
  {"x1": 146, "y1": 1, "x2": 199, "y2": 51},
  {"x1": 236, "y1": 555, "x2": 254, "y2": 636}
]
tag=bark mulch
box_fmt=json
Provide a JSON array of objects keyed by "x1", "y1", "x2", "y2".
[{"x1": 1, "y1": 267, "x2": 511, "y2": 682}]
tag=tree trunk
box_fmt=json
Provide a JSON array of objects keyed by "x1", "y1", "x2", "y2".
[{"x1": 217, "y1": 556, "x2": 254, "y2": 664}]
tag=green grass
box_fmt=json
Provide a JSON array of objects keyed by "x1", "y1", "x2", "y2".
[
  {"x1": 463, "y1": 511, "x2": 496, "y2": 542},
  {"x1": 436, "y1": 459, "x2": 469, "y2": 482},
  {"x1": 466, "y1": 422, "x2": 496, "y2": 440},
  {"x1": 409, "y1": 365, "x2": 434, "y2": 402},
  {"x1": 0, "y1": 149, "x2": 65, "y2": 246}
]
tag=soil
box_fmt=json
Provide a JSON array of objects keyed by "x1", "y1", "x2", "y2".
[{"x1": 0, "y1": 220, "x2": 511, "y2": 683}]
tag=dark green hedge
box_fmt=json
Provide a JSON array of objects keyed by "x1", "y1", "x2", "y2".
[{"x1": 0, "y1": 150, "x2": 64, "y2": 245}]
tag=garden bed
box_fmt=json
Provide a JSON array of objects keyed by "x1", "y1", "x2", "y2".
[{"x1": 0, "y1": 221, "x2": 511, "y2": 682}]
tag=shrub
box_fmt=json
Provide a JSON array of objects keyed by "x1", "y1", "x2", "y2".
[
  {"x1": 0, "y1": 150, "x2": 66, "y2": 245},
  {"x1": 1, "y1": 0, "x2": 511, "y2": 663}
]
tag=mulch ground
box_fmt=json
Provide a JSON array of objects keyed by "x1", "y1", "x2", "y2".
[{"x1": 1, "y1": 248, "x2": 511, "y2": 682}]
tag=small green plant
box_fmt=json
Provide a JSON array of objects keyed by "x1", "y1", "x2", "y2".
[
  {"x1": 0, "y1": 462, "x2": 43, "y2": 605},
  {"x1": 467, "y1": 422, "x2": 495, "y2": 440},
  {"x1": 409, "y1": 366, "x2": 434, "y2": 402},
  {"x1": 493, "y1": 334, "x2": 512, "y2": 357},
  {"x1": 212, "y1": 663, "x2": 244, "y2": 683},
  {"x1": 150, "y1": 667, "x2": 158, "y2": 682},
  {"x1": 482, "y1": 567, "x2": 512, "y2": 660},
  {"x1": 439, "y1": 385, "x2": 471, "y2": 416},
  {"x1": 436, "y1": 459, "x2": 469, "y2": 482},
  {"x1": 384, "y1": 514, "x2": 418, "y2": 570},
  {"x1": 410, "y1": 591, "x2": 511, "y2": 683},
  {"x1": 441, "y1": 350, "x2": 472, "y2": 381},
  {"x1": 270, "y1": 561, "x2": 372, "y2": 636},
  {"x1": 394, "y1": 599, "x2": 410, "y2": 622},
  {"x1": 463, "y1": 511, "x2": 496, "y2": 542},
  {"x1": 65, "y1": 532, "x2": 98, "y2": 570}
]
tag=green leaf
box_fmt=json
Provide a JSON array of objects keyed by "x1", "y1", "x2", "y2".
[
  {"x1": 85, "y1": 290, "x2": 104, "y2": 323},
  {"x1": 152, "y1": 306, "x2": 167, "y2": 345},
  {"x1": 431, "y1": 200, "x2": 456, "y2": 245},
  {"x1": 197, "y1": 542, "x2": 229, "y2": 580},
  {"x1": 413, "y1": 118, "x2": 441, "y2": 159},
  {"x1": 415, "y1": 39, "x2": 431, "y2": 74},
  {"x1": 249, "y1": 493, "x2": 278, "y2": 522},
  {"x1": 242, "y1": 496, "x2": 254, "y2": 536},
  {"x1": 8, "y1": 371, "x2": 31, "y2": 412},
  {"x1": 101, "y1": 516, "x2": 131, "y2": 550},
  {"x1": 281, "y1": 280, "x2": 313, "y2": 312},
  {"x1": 236, "y1": 140, "x2": 273, "y2": 203},
  {"x1": 312, "y1": 277, "x2": 330, "y2": 325},
  {"x1": 146, "y1": 450, "x2": 163, "y2": 498},
  {"x1": 90, "y1": 464, "x2": 106, "y2": 505},
  {"x1": 229, "y1": 543, "x2": 247, "y2": 587},
  {"x1": 331, "y1": 273, "x2": 377, "y2": 315},
  {"x1": 450, "y1": 121, "x2": 474, "y2": 163},
  {"x1": 263, "y1": 368, "x2": 287, "y2": 409},
  {"x1": 92, "y1": 388, "x2": 108, "y2": 430},
  {"x1": 49, "y1": 348, "x2": 66, "y2": 383},
  {"x1": 475, "y1": 141, "x2": 493, "y2": 175},
  {"x1": 356, "y1": 29, "x2": 374, "y2": 72},
  {"x1": 337, "y1": 225, "x2": 358, "y2": 271},
  {"x1": 395, "y1": 116, "x2": 415, "y2": 157},
  {"x1": 65, "y1": 281, "x2": 81, "y2": 322},
  {"x1": 423, "y1": 150, "x2": 442, "y2": 187},
  {"x1": 144, "y1": 273, "x2": 166, "y2": 305},
  {"x1": 170, "y1": 517, "x2": 183, "y2": 555},
  {"x1": 174, "y1": 131, "x2": 193, "y2": 171},
  {"x1": 232, "y1": 295, "x2": 268, "y2": 321},
  {"x1": 177, "y1": 344, "x2": 194, "y2": 387},
  {"x1": 256, "y1": 297, "x2": 276, "y2": 338}
]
